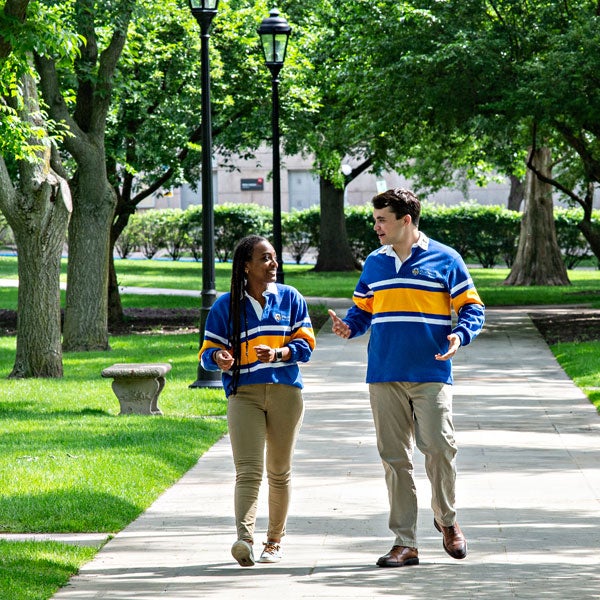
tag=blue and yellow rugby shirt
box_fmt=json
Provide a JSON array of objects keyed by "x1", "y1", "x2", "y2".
[
  {"x1": 343, "y1": 234, "x2": 485, "y2": 385},
  {"x1": 199, "y1": 283, "x2": 315, "y2": 397}
]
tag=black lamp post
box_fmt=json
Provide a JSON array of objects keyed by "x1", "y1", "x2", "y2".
[
  {"x1": 188, "y1": 0, "x2": 221, "y2": 388},
  {"x1": 258, "y1": 8, "x2": 292, "y2": 284}
]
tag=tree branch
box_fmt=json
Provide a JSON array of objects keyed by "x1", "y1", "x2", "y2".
[
  {"x1": 526, "y1": 122, "x2": 585, "y2": 208},
  {"x1": 0, "y1": 157, "x2": 16, "y2": 217},
  {"x1": 34, "y1": 54, "x2": 88, "y2": 158},
  {"x1": 128, "y1": 110, "x2": 242, "y2": 206},
  {"x1": 345, "y1": 157, "x2": 373, "y2": 186},
  {"x1": 71, "y1": 0, "x2": 132, "y2": 136},
  {"x1": 554, "y1": 121, "x2": 600, "y2": 183},
  {"x1": 92, "y1": 22, "x2": 131, "y2": 134},
  {"x1": 72, "y1": 0, "x2": 98, "y2": 130}
]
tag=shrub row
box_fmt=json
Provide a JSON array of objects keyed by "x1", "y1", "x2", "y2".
[
  {"x1": 115, "y1": 204, "x2": 321, "y2": 264},
  {"x1": 1, "y1": 203, "x2": 597, "y2": 269},
  {"x1": 116, "y1": 203, "x2": 599, "y2": 269}
]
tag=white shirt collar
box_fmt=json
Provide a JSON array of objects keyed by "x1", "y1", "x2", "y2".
[
  {"x1": 245, "y1": 282, "x2": 279, "y2": 319},
  {"x1": 378, "y1": 232, "x2": 429, "y2": 271}
]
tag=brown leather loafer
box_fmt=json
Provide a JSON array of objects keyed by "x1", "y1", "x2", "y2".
[
  {"x1": 434, "y1": 519, "x2": 467, "y2": 559},
  {"x1": 376, "y1": 545, "x2": 419, "y2": 567}
]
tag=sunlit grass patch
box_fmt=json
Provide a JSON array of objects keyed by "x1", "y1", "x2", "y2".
[
  {"x1": 0, "y1": 540, "x2": 98, "y2": 600},
  {"x1": 552, "y1": 340, "x2": 600, "y2": 414}
]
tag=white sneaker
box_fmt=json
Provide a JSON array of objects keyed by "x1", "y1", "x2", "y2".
[
  {"x1": 258, "y1": 541, "x2": 282, "y2": 563},
  {"x1": 231, "y1": 539, "x2": 255, "y2": 567}
]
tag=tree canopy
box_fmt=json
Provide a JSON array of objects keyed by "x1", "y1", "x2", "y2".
[
  {"x1": 287, "y1": 0, "x2": 600, "y2": 274},
  {"x1": 2, "y1": 0, "x2": 600, "y2": 374}
]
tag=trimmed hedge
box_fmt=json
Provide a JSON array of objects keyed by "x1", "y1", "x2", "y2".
[
  {"x1": 2, "y1": 186, "x2": 598, "y2": 268},
  {"x1": 3, "y1": 201, "x2": 594, "y2": 268},
  {"x1": 420, "y1": 203, "x2": 521, "y2": 268},
  {"x1": 282, "y1": 207, "x2": 320, "y2": 264}
]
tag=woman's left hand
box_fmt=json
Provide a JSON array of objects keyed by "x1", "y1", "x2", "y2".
[{"x1": 255, "y1": 344, "x2": 275, "y2": 363}]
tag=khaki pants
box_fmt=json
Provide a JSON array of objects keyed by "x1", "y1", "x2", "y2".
[
  {"x1": 227, "y1": 383, "x2": 304, "y2": 542},
  {"x1": 369, "y1": 381, "x2": 457, "y2": 548}
]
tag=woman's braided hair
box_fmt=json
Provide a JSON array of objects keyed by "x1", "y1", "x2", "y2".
[{"x1": 229, "y1": 235, "x2": 267, "y2": 395}]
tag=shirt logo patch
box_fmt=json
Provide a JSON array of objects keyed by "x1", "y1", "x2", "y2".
[
  {"x1": 412, "y1": 268, "x2": 420, "y2": 276},
  {"x1": 274, "y1": 313, "x2": 282, "y2": 322}
]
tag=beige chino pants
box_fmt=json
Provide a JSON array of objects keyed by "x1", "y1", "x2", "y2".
[
  {"x1": 369, "y1": 381, "x2": 458, "y2": 548},
  {"x1": 227, "y1": 383, "x2": 304, "y2": 542}
]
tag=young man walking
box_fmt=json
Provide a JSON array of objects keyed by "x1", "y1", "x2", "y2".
[{"x1": 329, "y1": 188, "x2": 485, "y2": 567}]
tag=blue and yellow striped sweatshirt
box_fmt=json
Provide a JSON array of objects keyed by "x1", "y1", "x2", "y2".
[
  {"x1": 343, "y1": 235, "x2": 485, "y2": 385},
  {"x1": 199, "y1": 283, "x2": 315, "y2": 397}
]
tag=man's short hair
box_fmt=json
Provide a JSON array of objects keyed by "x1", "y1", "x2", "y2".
[{"x1": 372, "y1": 188, "x2": 421, "y2": 226}]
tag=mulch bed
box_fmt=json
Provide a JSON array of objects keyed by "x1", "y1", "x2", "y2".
[
  {"x1": 0, "y1": 308, "x2": 201, "y2": 337},
  {"x1": 1, "y1": 308, "x2": 600, "y2": 344},
  {"x1": 0, "y1": 309, "x2": 17, "y2": 337},
  {"x1": 528, "y1": 312, "x2": 600, "y2": 345},
  {"x1": 107, "y1": 308, "x2": 201, "y2": 335}
]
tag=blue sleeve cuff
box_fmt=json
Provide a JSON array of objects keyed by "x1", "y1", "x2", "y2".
[{"x1": 201, "y1": 347, "x2": 220, "y2": 371}]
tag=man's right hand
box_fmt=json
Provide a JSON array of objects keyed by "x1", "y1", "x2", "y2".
[{"x1": 328, "y1": 309, "x2": 351, "y2": 339}]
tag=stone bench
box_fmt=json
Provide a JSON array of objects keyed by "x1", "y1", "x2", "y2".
[{"x1": 101, "y1": 363, "x2": 172, "y2": 415}]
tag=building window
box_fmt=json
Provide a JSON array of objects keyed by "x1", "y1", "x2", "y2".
[
  {"x1": 288, "y1": 170, "x2": 319, "y2": 211},
  {"x1": 179, "y1": 172, "x2": 219, "y2": 209}
]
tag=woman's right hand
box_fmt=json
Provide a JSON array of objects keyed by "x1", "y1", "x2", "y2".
[{"x1": 215, "y1": 349, "x2": 234, "y2": 371}]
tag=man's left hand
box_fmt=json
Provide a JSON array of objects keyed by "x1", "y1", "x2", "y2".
[{"x1": 435, "y1": 333, "x2": 461, "y2": 361}]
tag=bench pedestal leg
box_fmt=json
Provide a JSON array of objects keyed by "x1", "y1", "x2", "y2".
[{"x1": 111, "y1": 377, "x2": 164, "y2": 415}]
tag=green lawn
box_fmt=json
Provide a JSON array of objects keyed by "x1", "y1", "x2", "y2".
[
  {"x1": 0, "y1": 255, "x2": 599, "y2": 598},
  {"x1": 552, "y1": 341, "x2": 600, "y2": 413},
  {"x1": 0, "y1": 331, "x2": 227, "y2": 599},
  {"x1": 1, "y1": 255, "x2": 600, "y2": 308},
  {"x1": 0, "y1": 334, "x2": 229, "y2": 521}
]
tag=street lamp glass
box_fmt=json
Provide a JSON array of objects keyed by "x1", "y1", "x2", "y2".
[
  {"x1": 261, "y1": 33, "x2": 290, "y2": 64},
  {"x1": 189, "y1": 0, "x2": 219, "y2": 11}
]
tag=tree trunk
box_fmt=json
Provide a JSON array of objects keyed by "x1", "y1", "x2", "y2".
[
  {"x1": 507, "y1": 175, "x2": 524, "y2": 211},
  {"x1": 108, "y1": 252, "x2": 124, "y2": 326},
  {"x1": 62, "y1": 164, "x2": 116, "y2": 351},
  {"x1": 578, "y1": 219, "x2": 600, "y2": 261},
  {"x1": 577, "y1": 182, "x2": 600, "y2": 262},
  {"x1": 314, "y1": 176, "x2": 357, "y2": 271},
  {"x1": 33, "y1": 7, "x2": 131, "y2": 351},
  {"x1": 10, "y1": 205, "x2": 68, "y2": 377},
  {"x1": 107, "y1": 214, "x2": 124, "y2": 327},
  {"x1": 107, "y1": 195, "x2": 135, "y2": 326},
  {"x1": 504, "y1": 147, "x2": 570, "y2": 286},
  {"x1": 0, "y1": 70, "x2": 71, "y2": 378}
]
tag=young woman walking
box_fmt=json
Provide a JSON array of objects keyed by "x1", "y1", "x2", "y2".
[{"x1": 199, "y1": 235, "x2": 315, "y2": 567}]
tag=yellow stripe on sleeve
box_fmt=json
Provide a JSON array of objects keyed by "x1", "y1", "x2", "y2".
[
  {"x1": 198, "y1": 340, "x2": 224, "y2": 361},
  {"x1": 452, "y1": 288, "x2": 484, "y2": 313},
  {"x1": 293, "y1": 326, "x2": 316, "y2": 350},
  {"x1": 353, "y1": 295, "x2": 373, "y2": 314}
]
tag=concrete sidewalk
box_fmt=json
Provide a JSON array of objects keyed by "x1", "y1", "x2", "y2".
[{"x1": 52, "y1": 307, "x2": 600, "y2": 599}]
